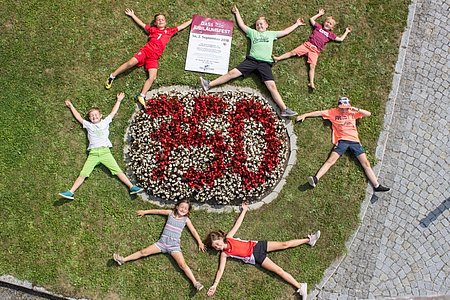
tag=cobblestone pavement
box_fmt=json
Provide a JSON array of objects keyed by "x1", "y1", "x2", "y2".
[{"x1": 311, "y1": 0, "x2": 450, "y2": 299}]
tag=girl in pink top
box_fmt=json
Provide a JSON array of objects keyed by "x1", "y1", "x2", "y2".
[
  {"x1": 273, "y1": 8, "x2": 352, "y2": 90},
  {"x1": 205, "y1": 202, "x2": 320, "y2": 299}
]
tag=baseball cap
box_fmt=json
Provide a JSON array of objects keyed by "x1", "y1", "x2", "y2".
[{"x1": 338, "y1": 97, "x2": 351, "y2": 108}]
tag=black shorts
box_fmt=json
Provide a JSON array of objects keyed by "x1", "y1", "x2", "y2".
[
  {"x1": 236, "y1": 57, "x2": 274, "y2": 82},
  {"x1": 253, "y1": 240, "x2": 268, "y2": 265}
]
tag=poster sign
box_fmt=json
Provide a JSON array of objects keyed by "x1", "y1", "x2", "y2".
[{"x1": 185, "y1": 15, "x2": 234, "y2": 75}]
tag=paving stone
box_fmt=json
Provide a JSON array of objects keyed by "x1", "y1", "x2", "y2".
[{"x1": 312, "y1": 0, "x2": 450, "y2": 298}]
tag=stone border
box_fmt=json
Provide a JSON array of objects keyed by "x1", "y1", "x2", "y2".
[
  {"x1": 0, "y1": 275, "x2": 86, "y2": 300},
  {"x1": 308, "y1": 0, "x2": 418, "y2": 299},
  {"x1": 123, "y1": 85, "x2": 297, "y2": 213}
]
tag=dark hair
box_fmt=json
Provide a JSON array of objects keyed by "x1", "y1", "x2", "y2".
[
  {"x1": 173, "y1": 199, "x2": 191, "y2": 217},
  {"x1": 152, "y1": 13, "x2": 166, "y2": 26},
  {"x1": 205, "y1": 230, "x2": 226, "y2": 249}
]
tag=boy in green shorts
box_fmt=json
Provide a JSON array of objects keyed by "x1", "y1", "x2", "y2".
[{"x1": 59, "y1": 92, "x2": 143, "y2": 200}]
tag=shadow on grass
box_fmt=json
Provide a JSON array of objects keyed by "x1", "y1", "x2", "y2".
[
  {"x1": 298, "y1": 182, "x2": 313, "y2": 192},
  {"x1": 53, "y1": 198, "x2": 73, "y2": 207}
]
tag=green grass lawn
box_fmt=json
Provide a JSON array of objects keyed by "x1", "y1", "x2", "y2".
[{"x1": 1, "y1": 0, "x2": 408, "y2": 299}]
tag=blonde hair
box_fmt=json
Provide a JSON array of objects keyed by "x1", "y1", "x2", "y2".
[
  {"x1": 87, "y1": 107, "x2": 101, "y2": 118},
  {"x1": 325, "y1": 16, "x2": 336, "y2": 27},
  {"x1": 255, "y1": 16, "x2": 268, "y2": 25}
]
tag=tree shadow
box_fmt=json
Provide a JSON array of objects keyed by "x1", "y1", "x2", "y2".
[{"x1": 419, "y1": 197, "x2": 450, "y2": 228}]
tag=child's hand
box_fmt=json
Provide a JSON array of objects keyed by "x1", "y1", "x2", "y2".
[
  {"x1": 136, "y1": 210, "x2": 146, "y2": 217},
  {"x1": 125, "y1": 8, "x2": 135, "y2": 17},
  {"x1": 207, "y1": 285, "x2": 217, "y2": 296},
  {"x1": 231, "y1": 5, "x2": 239, "y2": 14},
  {"x1": 296, "y1": 114, "x2": 306, "y2": 123},
  {"x1": 198, "y1": 241, "x2": 206, "y2": 252},
  {"x1": 345, "y1": 26, "x2": 352, "y2": 33},
  {"x1": 296, "y1": 18, "x2": 306, "y2": 26},
  {"x1": 64, "y1": 100, "x2": 73, "y2": 108},
  {"x1": 117, "y1": 92, "x2": 125, "y2": 102},
  {"x1": 241, "y1": 201, "x2": 249, "y2": 211},
  {"x1": 318, "y1": 8, "x2": 325, "y2": 15}
]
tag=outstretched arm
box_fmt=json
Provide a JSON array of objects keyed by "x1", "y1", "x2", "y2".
[
  {"x1": 125, "y1": 8, "x2": 146, "y2": 29},
  {"x1": 310, "y1": 8, "x2": 324, "y2": 26},
  {"x1": 177, "y1": 18, "x2": 192, "y2": 31},
  {"x1": 335, "y1": 26, "x2": 352, "y2": 42},
  {"x1": 232, "y1": 5, "x2": 248, "y2": 33},
  {"x1": 136, "y1": 209, "x2": 171, "y2": 217},
  {"x1": 207, "y1": 252, "x2": 228, "y2": 297},
  {"x1": 186, "y1": 218, "x2": 206, "y2": 252},
  {"x1": 64, "y1": 100, "x2": 84, "y2": 125},
  {"x1": 276, "y1": 18, "x2": 305, "y2": 38},
  {"x1": 108, "y1": 92, "x2": 125, "y2": 119},
  {"x1": 296, "y1": 110, "x2": 326, "y2": 123},
  {"x1": 350, "y1": 106, "x2": 371, "y2": 117},
  {"x1": 226, "y1": 202, "x2": 249, "y2": 238}
]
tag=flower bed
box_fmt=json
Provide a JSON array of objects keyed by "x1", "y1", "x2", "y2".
[{"x1": 126, "y1": 88, "x2": 290, "y2": 206}]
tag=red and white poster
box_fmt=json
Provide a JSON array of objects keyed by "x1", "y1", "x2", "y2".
[{"x1": 185, "y1": 15, "x2": 234, "y2": 75}]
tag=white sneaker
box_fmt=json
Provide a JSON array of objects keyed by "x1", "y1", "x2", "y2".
[
  {"x1": 307, "y1": 230, "x2": 321, "y2": 247},
  {"x1": 296, "y1": 282, "x2": 307, "y2": 299}
]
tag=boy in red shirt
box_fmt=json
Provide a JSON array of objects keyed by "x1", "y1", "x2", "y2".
[
  {"x1": 105, "y1": 9, "x2": 192, "y2": 107},
  {"x1": 273, "y1": 9, "x2": 352, "y2": 90},
  {"x1": 296, "y1": 97, "x2": 390, "y2": 192}
]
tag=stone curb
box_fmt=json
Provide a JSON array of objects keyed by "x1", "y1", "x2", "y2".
[
  {"x1": 0, "y1": 275, "x2": 86, "y2": 300},
  {"x1": 123, "y1": 85, "x2": 297, "y2": 213}
]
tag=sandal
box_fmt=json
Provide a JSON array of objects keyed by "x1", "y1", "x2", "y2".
[{"x1": 194, "y1": 282, "x2": 204, "y2": 291}]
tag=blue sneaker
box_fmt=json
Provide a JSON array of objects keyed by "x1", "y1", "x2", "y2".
[
  {"x1": 59, "y1": 190, "x2": 74, "y2": 200},
  {"x1": 129, "y1": 185, "x2": 144, "y2": 195}
]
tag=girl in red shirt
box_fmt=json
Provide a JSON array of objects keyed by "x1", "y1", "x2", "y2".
[
  {"x1": 105, "y1": 8, "x2": 192, "y2": 107},
  {"x1": 205, "y1": 202, "x2": 320, "y2": 299}
]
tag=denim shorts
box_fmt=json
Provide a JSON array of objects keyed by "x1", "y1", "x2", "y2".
[{"x1": 333, "y1": 140, "x2": 365, "y2": 157}]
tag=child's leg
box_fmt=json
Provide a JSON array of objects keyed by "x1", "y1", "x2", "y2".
[
  {"x1": 308, "y1": 63, "x2": 317, "y2": 89},
  {"x1": 140, "y1": 68, "x2": 158, "y2": 95},
  {"x1": 266, "y1": 239, "x2": 310, "y2": 252},
  {"x1": 170, "y1": 252, "x2": 199, "y2": 285},
  {"x1": 264, "y1": 80, "x2": 287, "y2": 111},
  {"x1": 356, "y1": 153, "x2": 379, "y2": 187},
  {"x1": 111, "y1": 57, "x2": 139, "y2": 78},
  {"x1": 315, "y1": 151, "x2": 340, "y2": 180},
  {"x1": 209, "y1": 68, "x2": 242, "y2": 88},
  {"x1": 122, "y1": 244, "x2": 161, "y2": 263},
  {"x1": 116, "y1": 172, "x2": 133, "y2": 189},
  {"x1": 273, "y1": 50, "x2": 296, "y2": 62},
  {"x1": 260, "y1": 257, "x2": 301, "y2": 289},
  {"x1": 69, "y1": 176, "x2": 87, "y2": 193}
]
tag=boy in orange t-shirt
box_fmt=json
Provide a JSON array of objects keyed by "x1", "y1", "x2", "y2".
[{"x1": 296, "y1": 97, "x2": 390, "y2": 192}]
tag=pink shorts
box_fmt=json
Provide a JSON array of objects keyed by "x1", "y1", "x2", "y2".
[
  {"x1": 292, "y1": 41, "x2": 321, "y2": 65},
  {"x1": 134, "y1": 47, "x2": 160, "y2": 70}
]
